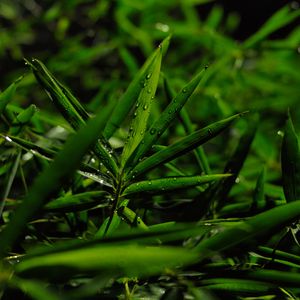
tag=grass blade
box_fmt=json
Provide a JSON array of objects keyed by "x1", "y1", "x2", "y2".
[
  {"x1": 103, "y1": 36, "x2": 171, "y2": 139},
  {"x1": 15, "y1": 244, "x2": 197, "y2": 281},
  {"x1": 163, "y1": 75, "x2": 211, "y2": 174},
  {"x1": 0, "y1": 105, "x2": 112, "y2": 257},
  {"x1": 125, "y1": 67, "x2": 207, "y2": 170},
  {"x1": 27, "y1": 58, "x2": 118, "y2": 175},
  {"x1": 210, "y1": 114, "x2": 258, "y2": 213},
  {"x1": 196, "y1": 200, "x2": 300, "y2": 261},
  {"x1": 126, "y1": 113, "x2": 243, "y2": 181},
  {"x1": 243, "y1": 5, "x2": 300, "y2": 48},
  {"x1": 281, "y1": 111, "x2": 300, "y2": 202},
  {"x1": 122, "y1": 174, "x2": 230, "y2": 196},
  {"x1": 120, "y1": 46, "x2": 162, "y2": 167},
  {"x1": 0, "y1": 76, "x2": 23, "y2": 115},
  {"x1": 45, "y1": 191, "x2": 108, "y2": 212}
]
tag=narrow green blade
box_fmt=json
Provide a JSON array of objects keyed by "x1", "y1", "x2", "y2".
[
  {"x1": 281, "y1": 112, "x2": 300, "y2": 202},
  {"x1": 125, "y1": 67, "x2": 207, "y2": 170},
  {"x1": 163, "y1": 75, "x2": 211, "y2": 174},
  {"x1": 45, "y1": 191, "x2": 108, "y2": 212},
  {"x1": 120, "y1": 46, "x2": 162, "y2": 167},
  {"x1": 126, "y1": 113, "x2": 243, "y2": 181},
  {"x1": 0, "y1": 76, "x2": 23, "y2": 115},
  {"x1": 244, "y1": 5, "x2": 300, "y2": 48},
  {"x1": 122, "y1": 174, "x2": 230, "y2": 196},
  {"x1": 15, "y1": 244, "x2": 197, "y2": 281},
  {"x1": 27, "y1": 58, "x2": 118, "y2": 175},
  {"x1": 0, "y1": 105, "x2": 112, "y2": 257},
  {"x1": 196, "y1": 200, "x2": 300, "y2": 262},
  {"x1": 103, "y1": 35, "x2": 171, "y2": 139}
]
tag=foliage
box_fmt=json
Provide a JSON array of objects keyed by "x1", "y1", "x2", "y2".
[{"x1": 0, "y1": 1, "x2": 300, "y2": 299}]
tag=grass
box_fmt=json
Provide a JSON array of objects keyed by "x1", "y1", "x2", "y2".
[{"x1": 0, "y1": 2, "x2": 300, "y2": 299}]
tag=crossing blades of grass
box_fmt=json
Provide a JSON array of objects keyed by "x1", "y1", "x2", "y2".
[
  {"x1": 120, "y1": 45, "x2": 162, "y2": 167},
  {"x1": 103, "y1": 35, "x2": 171, "y2": 139},
  {"x1": 124, "y1": 67, "x2": 207, "y2": 170},
  {"x1": 0, "y1": 76, "x2": 23, "y2": 115},
  {"x1": 0, "y1": 104, "x2": 112, "y2": 257},
  {"x1": 196, "y1": 200, "x2": 300, "y2": 262},
  {"x1": 9, "y1": 104, "x2": 37, "y2": 135},
  {"x1": 281, "y1": 111, "x2": 300, "y2": 202},
  {"x1": 1, "y1": 134, "x2": 113, "y2": 187},
  {"x1": 26, "y1": 58, "x2": 118, "y2": 175},
  {"x1": 211, "y1": 114, "x2": 258, "y2": 213},
  {"x1": 125, "y1": 113, "x2": 243, "y2": 181},
  {"x1": 122, "y1": 174, "x2": 230, "y2": 196},
  {"x1": 163, "y1": 75, "x2": 211, "y2": 174}
]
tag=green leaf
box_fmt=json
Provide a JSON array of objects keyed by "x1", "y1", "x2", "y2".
[
  {"x1": 244, "y1": 5, "x2": 300, "y2": 48},
  {"x1": 45, "y1": 191, "x2": 108, "y2": 212},
  {"x1": 0, "y1": 76, "x2": 23, "y2": 115},
  {"x1": 252, "y1": 167, "x2": 266, "y2": 209},
  {"x1": 126, "y1": 113, "x2": 243, "y2": 181},
  {"x1": 196, "y1": 200, "x2": 300, "y2": 261},
  {"x1": 0, "y1": 104, "x2": 112, "y2": 257},
  {"x1": 120, "y1": 45, "x2": 162, "y2": 167},
  {"x1": 26, "y1": 58, "x2": 118, "y2": 175},
  {"x1": 124, "y1": 67, "x2": 207, "y2": 170},
  {"x1": 103, "y1": 35, "x2": 171, "y2": 139},
  {"x1": 163, "y1": 75, "x2": 211, "y2": 174},
  {"x1": 281, "y1": 112, "x2": 300, "y2": 202},
  {"x1": 15, "y1": 244, "x2": 198, "y2": 281},
  {"x1": 210, "y1": 114, "x2": 258, "y2": 212},
  {"x1": 122, "y1": 174, "x2": 230, "y2": 196}
]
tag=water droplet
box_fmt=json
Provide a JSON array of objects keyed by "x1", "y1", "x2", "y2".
[
  {"x1": 147, "y1": 88, "x2": 152, "y2": 94},
  {"x1": 148, "y1": 181, "x2": 152, "y2": 185},
  {"x1": 136, "y1": 102, "x2": 140, "y2": 108},
  {"x1": 146, "y1": 73, "x2": 152, "y2": 79},
  {"x1": 182, "y1": 88, "x2": 187, "y2": 93},
  {"x1": 129, "y1": 126, "x2": 133, "y2": 132},
  {"x1": 173, "y1": 177, "x2": 177, "y2": 181},
  {"x1": 208, "y1": 128, "x2": 212, "y2": 135},
  {"x1": 133, "y1": 112, "x2": 137, "y2": 118},
  {"x1": 151, "y1": 96, "x2": 155, "y2": 100},
  {"x1": 143, "y1": 82, "x2": 147, "y2": 87},
  {"x1": 204, "y1": 64, "x2": 209, "y2": 70},
  {"x1": 168, "y1": 109, "x2": 172, "y2": 114},
  {"x1": 143, "y1": 104, "x2": 148, "y2": 110},
  {"x1": 277, "y1": 130, "x2": 284, "y2": 137},
  {"x1": 173, "y1": 99, "x2": 177, "y2": 103},
  {"x1": 158, "y1": 130, "x2": 162, "y2": 135},
  {"x1": 4, "y1": 136, "x2": 12, "y2": 142},
  {"x1": 140, "y1": 130, "x2": 144, "y2": 135},
  {"x1": 140, "y1": 80, "x2": 145, "y2": 87},
  {"x1": 150, "y1": 128, "x2": 156, "y2": 135},
  {"x1": 235, "y1": 177, "x2": 240, "y2": 184}
]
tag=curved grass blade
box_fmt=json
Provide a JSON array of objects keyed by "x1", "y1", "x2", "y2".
[
  {"x1": 124, "y1": 67, "x2": 207, "y2": 170},
  {"x1": 281, "y1": 112, "x2": 300, "y2": 202},
  {"x1": 15, "y1": 244, "x2": 197, "y2": 281},
  {"x1": 211, "y1": 114, "x2": 258, "y2": 213},
  {"x1": 163, "y1": 75, "x2": 211, "y2": 174},
  {"x1": 243, "y1": 5, "x2": 300, "y2": 49},
  {"x1": 201, "y1": 278, "x2": 277, "y2": 295},
  {"x1": 120, "y1": 46, "x2": 162, "y2": 167},
  {"x1": 0, "y1": 76, "x2": 23, "y2": 115},
  {"x1": 126, "y1": 113, "x2": 243, "y2": 181},
  {"x1": 196, "y1": 200, "x2": 300, "y2": 262},
  {"x1": 122, "y1": 174, "x2": 230, "y2": 196},
  {"x1": 26, "y1": 58, "x2": 118, "y2": 175},
  {"x1": 103, "y1": 35, "x2": 171, "y2": 139},
  {"x1": 45, "y1": 191, "x2": 108, "y2": 212},
  {"x1": 0, "y1": 105, "x2": 112, "y2": 257}
]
